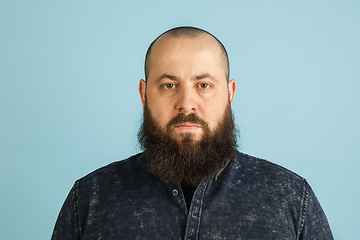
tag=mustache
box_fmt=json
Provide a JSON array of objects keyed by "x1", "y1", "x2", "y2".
[{"x1": 166, "y1": 113, "x2": 208, "y2": 131}]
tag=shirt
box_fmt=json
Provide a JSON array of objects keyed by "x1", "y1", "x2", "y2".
[{"x1": 52, "y1": 151, "x2": 333, "y2": 239}]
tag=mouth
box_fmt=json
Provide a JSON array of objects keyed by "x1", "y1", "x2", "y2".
[{"x1": 174, "y1": 122, "x2": 202, "y2": 131}]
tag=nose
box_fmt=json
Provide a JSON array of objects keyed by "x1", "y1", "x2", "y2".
[{"x1": 175, "y1": 88, "x2": 197, "y2": 113}]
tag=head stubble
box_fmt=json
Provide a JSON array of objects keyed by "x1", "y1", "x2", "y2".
[{"x1": 138, "y1": 99, "x2": 238, "y2": 187}]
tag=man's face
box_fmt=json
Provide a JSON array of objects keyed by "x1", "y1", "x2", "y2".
[{"x1": 139, "y1": 34, "x2": 236, "y2": 142}]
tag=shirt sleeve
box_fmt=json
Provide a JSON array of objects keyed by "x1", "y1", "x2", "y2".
[
  {"x1": 51, "y1": 183, "x2": 81, "y2": 240},
  {"x1": 299, "y1": 181, "x2": 334, "y2": 239}
]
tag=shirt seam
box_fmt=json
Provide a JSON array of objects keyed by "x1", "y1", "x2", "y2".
[
  {"x1": 74, "y1": 181, "x2": 82, "y2": 239},
  {"x1": 297, "y1": 179, "x2": 309, "y2": 239}
]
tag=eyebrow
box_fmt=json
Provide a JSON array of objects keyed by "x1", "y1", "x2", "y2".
[
  {"x1": 155, "y1": 74, "x2": 178, "y2": 82},
  {"x1": 195, "y1": 73, "x2": 218, "y2": 82},
  {"x1": 155, "y1": 73, "x2": 218, "y2": 82}
]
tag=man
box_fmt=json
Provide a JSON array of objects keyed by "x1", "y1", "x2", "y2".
[{"x1": 52, "y1": 27, "x2": 333, "y2": 239}]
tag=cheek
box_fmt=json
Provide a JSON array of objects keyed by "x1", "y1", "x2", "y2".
[
  {"x1": 147, "y1": 100, "x2": 174, "y2": 127},
  {"x1": 202, "y1": 99, "x2": 228, "y2": 129}
]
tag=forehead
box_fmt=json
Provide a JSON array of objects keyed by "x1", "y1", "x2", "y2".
[
  {"x1": 147, "y1": 34, "x2": 226, "y2": 80},
  {"x1": 151, "y1": 33, "x2": 222, "y2": 59}
]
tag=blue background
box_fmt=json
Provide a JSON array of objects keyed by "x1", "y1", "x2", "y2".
[{"x1": 1, "y1": 1, "x2": 359, "y2": 239}]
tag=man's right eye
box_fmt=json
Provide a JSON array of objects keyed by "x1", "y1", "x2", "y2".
[{"x1": 164, "y1": 83, "x2": 176, "y2": 89}]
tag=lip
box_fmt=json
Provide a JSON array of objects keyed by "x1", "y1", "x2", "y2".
[{"x1": 174, "y1": 122, "x2": 202, "y2": 131}]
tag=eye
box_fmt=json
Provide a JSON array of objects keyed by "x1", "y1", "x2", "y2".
[
  {"x1": 198, "y1": 83, "x2": 210, "y2": 89},
  {"x1": 163, "y1": 83, "x2": 176, "y2": 89}
]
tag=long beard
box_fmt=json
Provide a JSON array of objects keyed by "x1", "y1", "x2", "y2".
[{"x1": 138, "y1": 102, "x2": 238, "y2": 187}]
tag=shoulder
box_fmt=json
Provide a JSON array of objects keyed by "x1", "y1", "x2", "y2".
[
  {"x1": 234, "y1": 151, "x2": 305, "y2": 180},
  {"x1": 236, "y1": 151, "x2": 304, "y2": 179},
  {"x1": 75, "y1": 152, "x2": 149, "y2": 190},
  {"x1": 229, "y1": 151, "x2": 308, "y2": 193}
]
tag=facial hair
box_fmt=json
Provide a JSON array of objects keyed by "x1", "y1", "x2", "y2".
[{"x1": 138, "y1": 102, "x2": 238, "y2": 187}]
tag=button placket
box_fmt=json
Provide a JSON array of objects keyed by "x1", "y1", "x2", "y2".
[
  {"x1": 184, "y1": 182, "x2": 208, "y2": 240},
  {"x1": 172, "y1": 189, "x2": 179, "y2": 196}
]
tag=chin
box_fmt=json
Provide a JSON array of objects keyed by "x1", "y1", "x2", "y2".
[
  {"x1": 175, "y1": 129, "x2": 203, "y2": 140},
  {"x1": 175, "y1": 132, "x2": 202, "y2": 143}
]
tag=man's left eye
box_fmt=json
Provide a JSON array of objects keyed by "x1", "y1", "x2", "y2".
[{"x1": 198, "y1": 83, "x2": 210, "y2": 89}]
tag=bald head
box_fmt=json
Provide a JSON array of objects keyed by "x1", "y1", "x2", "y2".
[{"x1": 145, "y1": 27, "x2": 230, "y2": 81}]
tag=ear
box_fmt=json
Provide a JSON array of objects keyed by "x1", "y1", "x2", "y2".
[
  {"x1": 139, "y1": 79, "x2": 146, "y2": 109},
  {"x1": 228, "y1": 79, "x2": 236, "y2": 104}
]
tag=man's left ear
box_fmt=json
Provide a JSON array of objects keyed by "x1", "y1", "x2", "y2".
[{"x1": 228, "y1": 79, "x2": 236, "y2": 104}]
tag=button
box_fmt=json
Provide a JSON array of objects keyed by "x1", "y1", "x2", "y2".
[{"x1": 172, "y1": 189, "x2": 178, "y2": 196}]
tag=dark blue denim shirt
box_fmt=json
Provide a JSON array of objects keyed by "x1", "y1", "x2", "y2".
[{"x1": 52, "y1": 151, "x2": 333, "y2": 239}]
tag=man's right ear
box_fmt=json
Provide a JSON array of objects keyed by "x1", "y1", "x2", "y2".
[{"x1": 139, "y1": 79, "x2": 146, "y2": 109}]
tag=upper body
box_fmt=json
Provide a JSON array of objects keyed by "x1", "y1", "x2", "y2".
[
  {"x1": 52, "y1": 26, "x2": 333, "y2": 239},
  {"x1": 52, "y1": 151, "x2": 333, "y2": 239}
]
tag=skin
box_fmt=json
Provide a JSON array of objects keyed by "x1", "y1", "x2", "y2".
[{"x1": 139, "y1": 33, "x2": 236, "y2": 142}]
